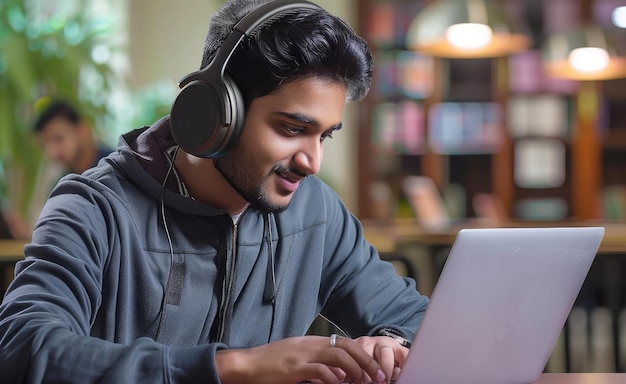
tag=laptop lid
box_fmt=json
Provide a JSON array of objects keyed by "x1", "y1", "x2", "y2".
[{"x1": 396, "y1": 227, "x2": 604, "y2": 384}]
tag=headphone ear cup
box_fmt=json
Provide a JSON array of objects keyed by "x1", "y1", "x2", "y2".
[
  {"x1": 170, "y1": 1, "x2": 321, "y2": 158},
  {"x1": 218, "y1": 74, "x2": 245, "y2": 156},
  {"x1": 170, "y1": 74, "x2": 244, "y2": 158}
]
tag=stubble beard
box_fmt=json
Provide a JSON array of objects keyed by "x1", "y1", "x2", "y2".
[{"x1": 213, "y1": 151, "x2": 290, "y2": 214}]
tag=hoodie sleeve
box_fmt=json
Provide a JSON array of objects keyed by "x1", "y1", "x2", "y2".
[
  {"x1": 0, "y1": 177, "x2": 225, "y2": 384},
  {"x1": 318, "y1": 182, "x2": 429, "y2": 341}
]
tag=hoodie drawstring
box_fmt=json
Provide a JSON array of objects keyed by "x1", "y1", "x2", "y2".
[{"x1": 263, "y1": 213, "x2": 277, "y2": 342}]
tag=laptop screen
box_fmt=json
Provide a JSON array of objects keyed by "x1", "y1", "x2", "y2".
[{"x1": 396, "y1": 227, "x2": 604, "y2": 384}]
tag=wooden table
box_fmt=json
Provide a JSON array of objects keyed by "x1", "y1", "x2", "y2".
[
  {"x1": 534, "y1": 373, "x2": 626, "y2": 383},
  {"x1": 0, "y1": 239, "x2": 27, "y2": 260},
  {"x1": 0, "y1": 239, "x2": 27, "y2": 295},
  {"x1": 363, "y1": 219, "x2": 626, "y2": 295},
  {"x1": 363, "y1": 219, "x2": 626, "y2": 253}
]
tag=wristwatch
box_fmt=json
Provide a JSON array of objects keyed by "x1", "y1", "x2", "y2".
[{"x1": 377, "y1": 328, "x2": 412, "y2": 349}]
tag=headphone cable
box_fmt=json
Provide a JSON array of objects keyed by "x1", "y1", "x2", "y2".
[{"x1": 155, "y1": 145, "x2": 180, "y2": 341}]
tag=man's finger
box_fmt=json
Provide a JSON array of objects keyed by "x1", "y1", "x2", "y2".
[
  {"x1": 375, "y1": 345, "x2": 395, "y2": 384},
  {"x1": 331, "y1": 336, "x2": 386, "y2": 384},
  {"x1": 301, "y1": 363, "x2": 345, "y2": 384}
]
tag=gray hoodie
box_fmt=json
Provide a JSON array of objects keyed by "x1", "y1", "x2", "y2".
[{"x1": 0, "y1": 117, "x2": 429, "y2": 383}]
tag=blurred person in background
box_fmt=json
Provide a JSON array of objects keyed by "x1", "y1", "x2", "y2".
[{"x1": 33, "y1": 99, "x2": 112, "y2": 175}]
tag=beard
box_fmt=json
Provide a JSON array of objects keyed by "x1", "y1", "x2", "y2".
[{"x1": 213, "y1": 148, "x2": 290, "y2": 214}]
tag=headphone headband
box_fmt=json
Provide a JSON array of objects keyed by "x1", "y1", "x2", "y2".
[{"x1": 179, "y1": 0, "x2": 320, "y2": 88}]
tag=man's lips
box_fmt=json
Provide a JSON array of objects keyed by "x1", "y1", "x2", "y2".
[
  {"x1": 275, "y1": 169, "x2": 306, "y2": 193},
  {"x1": 276, "y1": 169, "x2": 304, "y2": 183}
]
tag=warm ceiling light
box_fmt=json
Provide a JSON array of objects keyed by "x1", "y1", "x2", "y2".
[
  {"x1": 568, "y1": 47, "x2": 610, "y2": 73},
  {"x1": 611, "y1": 6, "x2": 626, "y2": 28},
  {"x1": 446, "y1": 23, "x2": 493, "y2": 49},
  {"x1": 406, "y1": 0, "x2": 531, "y2": 58},
  {"x1": 542, "y1": 24, "x2": 626, "y2": 81}
]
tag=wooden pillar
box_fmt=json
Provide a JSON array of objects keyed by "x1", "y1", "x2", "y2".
[
  {"x1": 571, "y1": 81, "x2": 602, "y2": 220},
  {"x1": 356, "y1": 0, "x2": 373, "y2": 219},
  {"x1": 422, "y1": 58, "x2": 446, "y2": 189},
  {"x1": 568, "y1": 0, "x2": 602, "y2": 220},
  {"x1": 492, "y1": 56, "x2": 514, "y2": 217}
]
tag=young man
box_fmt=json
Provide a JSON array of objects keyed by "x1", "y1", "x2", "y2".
[
  {"x1": 0, "y1": 1, "x2": 429, "y2": 383},
  {"x1": 33, "y1": 100, "x2": 112, "y2": 175}
]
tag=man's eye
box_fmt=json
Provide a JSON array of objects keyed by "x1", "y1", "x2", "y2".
[
  {"x1": 321, "y1": 132, "x2": 334, "y2": 141},
  {"x1": 283, "y1": 124, "x2": 303, "y2": 135}
]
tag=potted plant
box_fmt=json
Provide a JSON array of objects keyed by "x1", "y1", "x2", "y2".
[{"x1": 0, "y1": 0, "x2": 114, "y2": 225}]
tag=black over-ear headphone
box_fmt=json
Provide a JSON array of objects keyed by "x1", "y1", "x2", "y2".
[{"x1": 170, "y1": 0, "x2": 320, "y2": 158}]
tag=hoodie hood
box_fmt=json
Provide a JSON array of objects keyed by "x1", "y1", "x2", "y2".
[{"x1": 110, "y1": 115, "x2": 225, "y2": 217}]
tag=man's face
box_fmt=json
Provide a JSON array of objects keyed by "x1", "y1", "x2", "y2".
[
  {"x1": 37, "y1": 117, "x2": 85, "y2": 171},
  {"x1": 214, "y1": 76, "x2": 347, "y2": 213}
]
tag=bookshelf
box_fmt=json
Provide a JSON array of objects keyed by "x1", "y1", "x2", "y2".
[{"x1": 356, "y1": 0, "x2": 626, "y2": 222}]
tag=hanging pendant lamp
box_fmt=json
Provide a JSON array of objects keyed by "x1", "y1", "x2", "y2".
[
  {"x1": 542, "y1": 24, "x2": 626, "y2": 81},
  {"x1": 406, "y1": 0, "x2": 531, "y2": 58}
]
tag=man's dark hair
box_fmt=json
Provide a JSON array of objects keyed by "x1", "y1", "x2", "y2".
[
  {"x1": 201, "y1": 0, "x2": 373, "y2": 107},
  {"x1": 33, "y1": 100, "x2": 80, "y2": 133}
]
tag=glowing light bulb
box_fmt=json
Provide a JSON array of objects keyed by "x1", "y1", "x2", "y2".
[
  {"x1": 568, "y1": 47, "x2": 610, "y2": 73},
  {"x1": 612, "y1": 6, "x2": 626, "y2": 28},
  {"x1": 445, "y1": 23, "x2": 493, "y2": 49}
]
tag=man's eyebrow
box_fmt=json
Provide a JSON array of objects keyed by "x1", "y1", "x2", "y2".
[{"x1": 275, "y1": 112, "x2": 343, "y2": 131}]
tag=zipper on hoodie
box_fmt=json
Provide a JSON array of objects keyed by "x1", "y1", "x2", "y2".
[{"x1": 217, "y1": 207, "x2": 247, "y2": 342}]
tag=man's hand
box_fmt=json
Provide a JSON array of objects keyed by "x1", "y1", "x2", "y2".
[
  {"x1": 215, "y1": 335, "x2": 387, "y2": 384},
  {"x1": 353, "y1": 335, "x2": 409, "y2": 383}
]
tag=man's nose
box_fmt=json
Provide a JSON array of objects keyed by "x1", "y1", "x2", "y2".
[{"x1": 293, "y1": 139, "x2": 322, "y2": 176}]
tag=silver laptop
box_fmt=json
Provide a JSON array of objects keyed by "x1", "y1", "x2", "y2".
[{"x1": 396, "y1": 227, "x2": 604, "y2": 384}]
